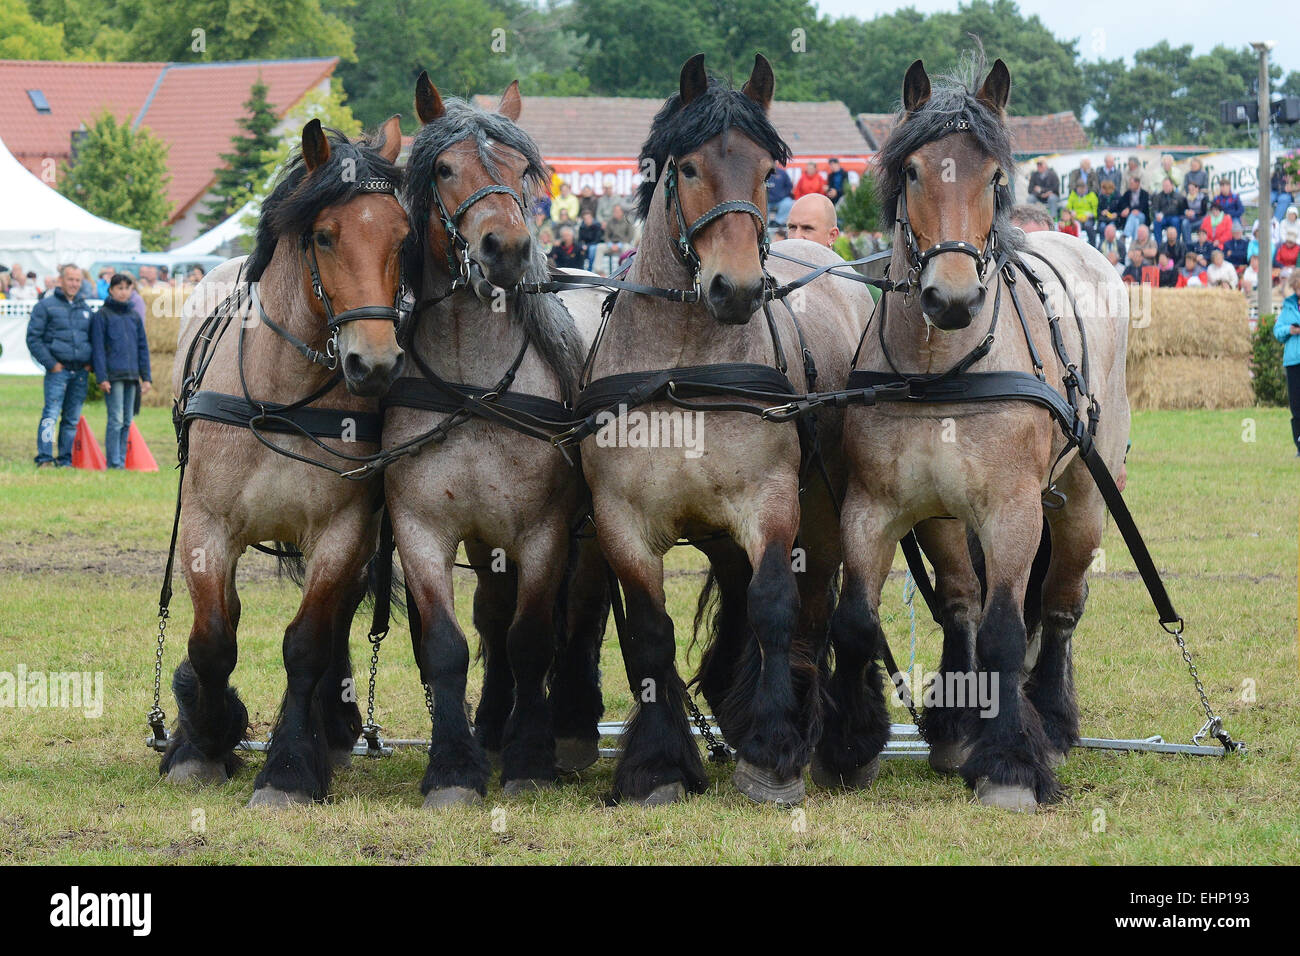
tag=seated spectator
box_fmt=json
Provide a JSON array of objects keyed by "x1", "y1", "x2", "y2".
[
  {"x1": 1275, "y1": 235, "x2": 1300, "y2": 283},
  {"x1": 7, "y1": 263, "x2": 38, "y2": 300},
  {"x1": 1205, "y1": 249, "x2": 1237, "y2": 289},
  {"x1": 1028, "y1": 157, "x2": 1061, "y2": 220},
  {"x1": 1158, "y1": 225, "x2": 1185, "y2": 266},
  {"x1": 1105, "y1": 249, "x2": 1122, "y2": 274},
  {"x1": 529, "y1": 211, "x2": 550, "y2": 242},
  {"x1": 1150, "y1": 177, "x2": 1186, "y2": 241},
  {"x1": 1010, "y1": 202, "x2": 1054, "y2": 233},
  {"x1": 536, "y1": 226, "x2": 555, "y2": 256},
  {"x1": 1176, "y1": 251, "x2": 1208, "y2": 287},
  {"x1": 786, "y1": 194, "x2": 839, "y2": 247},
  {"x1": 578, "y1": 211, "x2": 604, "y2": 272},
  {"x1": 1065, "y1": 181, "x2": 1097, "y2": 241},
  {"x1": 1156, "y1": 251, "x2": 1178, "y2": 288},
  {"x1": 767, "y1": 163, "x2": 794, "y2": 226},
  {"x1": 1095, "y1": 178, "x2": 1123, "y2": 234},
  {"x1": 825, "y1": 158, "x2": 849, "y2": 204},
  {"x1": 1156, "y1": 154, "x2": 1181, "y2": 190},
  {"x1": 1068, "y1": 157, "x2": 1099, "y2": 195},
  {"x1": 1141, "y1": 236, "x2": 1160, "y2": 266},
  {"x1": 593, "y1": 204, "x2": 638, "y2": 275},
  {"x1": 1124, "y1": 154, "x2": 1144, "y2": 190},
  {"x1": 1201, "y1": 199, "x2": 1233, "y2": 249},
  {"x1": 551, "y1": 182, "x2": 580, "y2": 226},
  {"x1": 595, "y1": 176, "x2": 620, "y2": 223},
  {"x1": 577, "y1": 185, "x2": 599, "y2": 221},
  {"x1": 1280, "y1": 205, "x2": 1300, "y2": 246},
  {"x1": 90, "y1": 273, "x2": 152, "y2": 469},
  {"x1": 1242, "y1": 254, "x2": 1260, "y2": 295},
  {"x1": 1214, "y1": 178, "x2": 1244, "y2": 224},
  {"x1": 532, "y1": 193, "x2": 552, "y2": 220},
  {"x1": 547, "y1": 226, "x2": 585, "y2": 270},
  {"x1": 1096, "y1": 222, "x2": 1126, "y2": 262},
  {"x1": 1187, "y1": 228, "x2": 1214, "y2": 267},
  {"x1": 1224, "y1": 223, "x2": 1249, "y2": 269},
  {"x1": 1182, "y1": 180, "x2": 1210, "y2": 244},
  {"x1": 1183, "y1": 157, "x2": 1209, "y2": 194},
  {"x1": 793, "y1": 160, "x2": 826, "y2": 199},
  {"x1": 1121, "y1": 247, "x2": 1146, "y2": 284},
  {"x1": 1119, "y1": 176, "x2": 1149, "y2": 241},
  {"x1": 1057, "y1": 207, "x2": 1080, "y2": 237}
]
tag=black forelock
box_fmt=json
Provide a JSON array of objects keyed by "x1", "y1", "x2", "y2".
[
  {"x1": 874, "y1": 52, "x2": 1018, "y2": 248},
  {"x1": 245, "y1": 126, "x2": 404, "y2": 282},
  {"x1": 635, "y1": 75, "x2": 790, "y2": 222}
]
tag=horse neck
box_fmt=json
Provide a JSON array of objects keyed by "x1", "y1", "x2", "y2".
[
  {"x1": 412, "y1": 256, "x2": 532, "y2": 384},
  {"x1": 240, "y1": 237, "x2": 341, "y2": 398}
]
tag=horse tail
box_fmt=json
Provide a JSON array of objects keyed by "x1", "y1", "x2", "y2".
[
  {"x1": 272, "y1": 542, "x2": 306, "y2": 588},
  {"x1": 361, "y1": 543, "x2": 406, "y2": 622}
]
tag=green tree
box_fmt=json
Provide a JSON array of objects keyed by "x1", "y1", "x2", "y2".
[
  {"x1": 58, "y1": 111, "x2": 173, "y2": 250},
  {"x1": 0, "y1": 0, "x2": 69, "y2": 58},
  {"x1": 1251, "y1": 316, "x2": 1287, "y2": 406},
  {"x1": 200, "y1": 79, "x2": 279, "y2": 230},
  {"x1": 838, "y1": 173, "x2": 881, "y2": 233},
  {"x1": 128, "y1": 0, "x2": 354, "y2": 62}
]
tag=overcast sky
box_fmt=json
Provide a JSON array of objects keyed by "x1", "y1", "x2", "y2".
[{"x1": 814, "y1": 1, "x2": 1298, "y2": 77}]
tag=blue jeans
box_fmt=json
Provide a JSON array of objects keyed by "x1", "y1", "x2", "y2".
[
  {"x1": 104, "y1": 380, "x2": 139, "y2": 468},
  {"x1": 1152, "y1": 215, "x2": 1182, "y2": 243},
  {"x1": 769, "y1": 196, "x2": 794, "y2": 226},
  {"x1": 1123, "y1": 211, "x2": 1146, "y2": 240},
  {"x1": 36, "y1": 366, "x2": 88, "y2": 466}
]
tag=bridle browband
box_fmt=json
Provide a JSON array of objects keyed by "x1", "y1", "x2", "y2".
[
  {"x1": 893, "y1": 117, "x2": 1004, "y2": 299},
  {"x1": 289, "y1": 173, "x2": 404, "y2": 369}
]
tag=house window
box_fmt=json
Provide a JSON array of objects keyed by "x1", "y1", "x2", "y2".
[{"x1": 27, "y1": 90, "x2": 51, "y2": 114}]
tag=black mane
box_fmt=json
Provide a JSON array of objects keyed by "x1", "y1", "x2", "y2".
[
  {"x1": 635, "y1": 75, "x2": 791, "y2": 222},
  {"x1": 874, "y1": 53, "x2": 1018, "y2": 248},
  {"x1": 245, "y1": 126, "x2": 403, "y2": 282}
]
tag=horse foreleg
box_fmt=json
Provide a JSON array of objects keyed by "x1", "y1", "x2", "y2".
[
  {"x1": 550, "y1": 534, "x2": 609, "y2": 774},
  {"x1": 468, "y1": 542, "x2": 518, "y2": 765},
  {"x1": 161, "y1": 517, "x2": 246, "y2": 785},
  {"x1": 313, "y1": 569, "x2": 368, "y2": 768},
  {"x1": 689, "y1": 538, "x2": 750, "y2": 747}
]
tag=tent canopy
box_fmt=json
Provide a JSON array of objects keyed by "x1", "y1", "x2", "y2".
[{"x1": 0, "y1": 135, "x2": 140, "y2": 278}]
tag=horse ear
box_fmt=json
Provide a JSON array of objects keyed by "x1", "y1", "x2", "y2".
[
  {"x1": 415, "y1": 70, "x2": 445, "y2": 125},
  {"x1": 679, "y1": 53, "x2": 708, "y2": 106},
  {"x1": 302, "y1": 119, "x2": 329, "y2": 172},
  {"x1": 977, "y1": 59, "x2": 1011, "y2": 114},
  {"x1": 377, "y1": 114, "x2": 402, "y2": 163},
  {"x1": 498, "y1": 80, "x2": 522, "y2": 121},
  {"x1": 902, "y1": 59, "x2": 931, "y2": 114},
  {"x1": 741, "y1": 53, "x2": 774, "y2": 112}
]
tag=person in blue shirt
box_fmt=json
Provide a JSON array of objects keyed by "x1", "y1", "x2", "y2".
[
  {"x1": 90, "y1": 273, "x2": 153, "y2": 468},
  {"x1": 825, "y1": 157, "x2": 849, "y2": 205},
  {"x1": 766, "y1": 163, "x2": 794, "y2": 226},
  {"x1": 1274, "y1": 271, "x2": 1300, "y2": 457},
  {"x1": 26, "y1": 264, "x2": 93, "y2": 467}
]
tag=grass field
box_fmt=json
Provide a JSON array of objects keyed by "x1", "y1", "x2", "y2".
[{"x1": 0, "y1": 374, "x2": 1296, "y2": 864}]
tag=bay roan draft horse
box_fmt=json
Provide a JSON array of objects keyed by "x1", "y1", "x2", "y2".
[
  {"x1": 384, "y1": 75, "x2": 607, "y2": 807},
  {"x1": 581, "y1": 54, "x2": 872, "y2": 805},
  {"x1": 161, "y1": 119, "x2": 409, "y2": 807},
  {"x1": 829, "y1": 57, "x2": 1129, "y2": 810}
]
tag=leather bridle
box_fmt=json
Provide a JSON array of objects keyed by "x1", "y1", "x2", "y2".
[
  {"x1": 663, "y1": 158, "x2": 769, "y2": 301},
  {"x1": 431, "y1": 181, "x2": 528, "y2": 289}
]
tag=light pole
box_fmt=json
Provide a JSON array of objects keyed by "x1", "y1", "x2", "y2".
[{"x1": 1252, "y1": 41, "x2": 1274, "y2": 318}]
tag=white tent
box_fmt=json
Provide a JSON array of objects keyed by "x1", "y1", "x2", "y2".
[
  {"x1": 168, "y1": 200, "x2": 255, "y2": 257},
  {"x1": 0, "y1": 134, "x2": 140, "y2": 278}
]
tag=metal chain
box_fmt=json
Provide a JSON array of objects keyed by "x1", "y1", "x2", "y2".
[
  {"x1": 422, "y1": 682, "x2": 435, "y2": 724},
  {"x1": 147, "y1": 609, "x2": 169, "y2": 744},
  {"x1": 360, "y1": 628, "x2": 387, "y2": 757},
  {"x1": 686, "y1": 694, "x2": 731, "y2": 763},
  {"x1": 1167, "y1": 621, "x2": 1244, "y2": 753}
]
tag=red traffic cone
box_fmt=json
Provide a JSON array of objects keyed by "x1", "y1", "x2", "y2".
[
  {"x1": 71, "y1": 416, "x2": 106, "y2": 470},
  {"x1": 125, "y1": 422, "x2": 159, "y2": 472}
]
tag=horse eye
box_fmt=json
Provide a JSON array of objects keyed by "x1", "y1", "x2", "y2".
[
  {"x1": 437, "y1": 163, "x2": 453, "y2": 179},
  {"x1": 680, "y1": 163, "x2": 697, "y2": 179},
  {"x1": 314, "y1": 231, "x2": 332, "y2": 248},
  {"x1": 906, "y1": 166, "x2": 919, "y2": 183}
]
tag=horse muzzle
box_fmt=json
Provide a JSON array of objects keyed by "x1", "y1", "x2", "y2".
[
  {"x1": 704, "y1": 272, "x2": 763, "y2": 325},
  {"x1": 342, "y1": 349, "x2": 405, "y2": 397}
]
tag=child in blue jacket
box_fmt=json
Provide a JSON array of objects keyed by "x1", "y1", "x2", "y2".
[
  {"x1": 90, "y1": 274, "x2": 152, "y2": 468},
  {"x1": 1274, "y1": 272, "x2": 1300, "y2": 457}
]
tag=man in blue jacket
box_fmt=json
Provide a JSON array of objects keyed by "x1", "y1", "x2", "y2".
[
  {"x1": 91, "y1": 273, "x2": 153, "y2": 468},
  {"x1": 767, "y1": 163, "x2": 794, "y2": 226},
  {"x1": 26, "y1": 264, "x2": 93, "y2": 467},
  {"x1": 1274, "y1": 271, "x2": 1300, "y2": 457}
]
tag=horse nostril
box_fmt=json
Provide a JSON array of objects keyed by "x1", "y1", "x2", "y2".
[
  {"x1": 920, "y1": 286, "x2": 945, "y2": 317},
  {"x1": 343, "y1": 352, "x2": 368, "y2": 383},
  {"x1": 708, "y1": 273, "x2": 733, "y2": 307},
  {"x1": 480, "y1": 232, "x2": 501, "y2": 259}
]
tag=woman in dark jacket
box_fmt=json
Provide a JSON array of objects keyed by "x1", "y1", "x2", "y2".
[{"x1": 90, "y1": 274, "x2": 152, "y2": 468}]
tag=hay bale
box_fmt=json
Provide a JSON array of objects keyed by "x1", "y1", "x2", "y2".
[
  {"x1": 1128, "y1": 288, "x2": 1250, "y2": 360},
  {"x1": 1127, "y1": 353, "x2": 1254, "y2": 410},
  {"x1": 140, "y1": 285, "x2": 193, "y2": 355},
  {"x1": 142, "y1": 353, "x2": 174, "y2": 408}
]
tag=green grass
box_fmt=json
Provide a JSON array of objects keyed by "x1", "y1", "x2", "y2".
[{"x1": 0, "y1": 375, "x2": 1296, "y2": 864}]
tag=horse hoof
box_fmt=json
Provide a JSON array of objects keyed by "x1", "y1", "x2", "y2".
[
  {"x1": 974, "y1": 778, "x2": 1039, "y2": 812},
  {"x1": 247, "y1": 786, "x2": 313, "y2": 809},
  {"x1": 423, "y1": 786, "x2": 484, "y2": 809},
  {"x1": 555, "y1": 737, "x2": 599, "y2": 773},
  {"x1": 928, "y1": 741, "x2": 971, "y2": 775},
  {"x1": 502, "y1": 778, "x2": 555, "y2": 796},
  {"x1": 330, "y1": 748, "x2": 354, "y2": 768},
  {"x1": 165, "y1": 758, "x2": 228, "y2": 786},
  {"x1": 733, "y1": 759, "x2": 805, "y2": 805},
  {"x1": 810, "y1": 754, "x2": 880, "y2": 790},
  {"x1": 629, "y1": 782, "x2": 686, "y2": 806}
]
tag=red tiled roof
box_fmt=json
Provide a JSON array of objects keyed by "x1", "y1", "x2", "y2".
[
  {"x1": 0, "y1": 58, "x2": 337, "y2": 222},
  {"x1": 857, "y1": 110, "x2": 1089, "y2": 155},
  {"x1": 468, "y1": 94, "x2": 871, "y2": 159}
]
